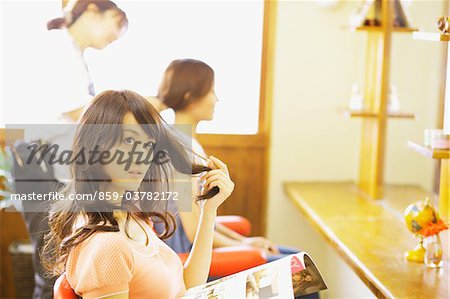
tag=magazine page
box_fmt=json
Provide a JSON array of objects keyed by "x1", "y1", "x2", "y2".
[
  {"x1": 183, "y1": 274, "x2": 246, "y2": 298},
  {"x1": 245, "y1": 255, "x2": 294, "y2": 298},
  {"x1": 183, "y1": 258, "x2": 291, "y2": 298},
  {"x1": 291, "y1": 253, "x2": 328, "y2": 297},
  {"x1": 183, "y1": 252, "x2": 327, "y2": 298}
]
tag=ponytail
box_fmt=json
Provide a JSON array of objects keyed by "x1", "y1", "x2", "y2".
[{"x1": 47, "y1": 16, "x2": 68, "y2": 30}]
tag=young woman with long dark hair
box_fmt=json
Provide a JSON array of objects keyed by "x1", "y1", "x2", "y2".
[{"x1": 41, "y1": 90, "x2": 234, "y2": 298}]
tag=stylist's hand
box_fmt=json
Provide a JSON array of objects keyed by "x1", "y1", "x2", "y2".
[{"x1": 201, "y1": 156, "x2": 234, "y2": 212}]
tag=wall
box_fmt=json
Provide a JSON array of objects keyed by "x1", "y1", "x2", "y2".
[{"x1": 266, "y1": 1, "x2": 445, "y2": 298}]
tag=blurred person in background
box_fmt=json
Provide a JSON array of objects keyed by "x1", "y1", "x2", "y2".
[
  {"x1": 6, "y1": 1, "x2": 128, "y2": 298},
  {"x1": 152, "y1": 59, "x2": 300, "y2": 262},
  {"x1": 153, "y1": 58, "x2": 319, "y2": 299}
]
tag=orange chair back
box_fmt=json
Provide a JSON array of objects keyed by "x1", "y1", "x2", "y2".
[{"x1": 54, "y1": 273, "x2": 78, "y2": 299}]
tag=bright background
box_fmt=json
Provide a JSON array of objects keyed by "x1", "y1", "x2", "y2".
[{"x1": 2, "y1": 0, "x2": 264, "y2": 134}]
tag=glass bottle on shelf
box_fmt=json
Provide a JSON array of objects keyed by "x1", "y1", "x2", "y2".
[
  {"x1": 388, "y1": 85, "x2": 400, "y2": 113},
  {"x1": 424, "y1": 234, "x2": 443, "y2": 268},
  {"x1": 349, "y1": 83, "x2": 363, "y2": 111}
]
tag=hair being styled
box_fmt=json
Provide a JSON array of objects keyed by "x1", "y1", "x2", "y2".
[
  {"x1": 157, "y1": 59, "x2": 215, "y2": 111},
  {"x1": 47, "y1": 0, "x2": 128, "y2": 31},
  {"x1": 41, "y1": 90, "x2": 217, "y2": 277}
]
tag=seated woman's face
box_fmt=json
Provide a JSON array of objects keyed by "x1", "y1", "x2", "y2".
[
  {"x1": 102, "y1": 112, "x2": 155, "y2": 193},
  {"x1": 188, "y1": 85, "x2": 218, "y2": 121}
]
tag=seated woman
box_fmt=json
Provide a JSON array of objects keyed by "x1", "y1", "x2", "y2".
[
  {"x1": 153, "y1": 59, "x2": 299, "y2": 262},
  {"x1": 41, "y1": 90, "x2": 234, "y2": 298}
]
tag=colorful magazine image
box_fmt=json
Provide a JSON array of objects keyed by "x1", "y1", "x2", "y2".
[
  {"x1": 183, "y1": 252, "x2": 327, "y2": 299},
  {"x1": 291, "y1": 255, "x2": 327, "y2": 297}
]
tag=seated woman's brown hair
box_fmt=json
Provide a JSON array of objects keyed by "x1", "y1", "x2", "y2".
[{"x1": 41, "y1": 89, "x2": 217, "y2": 277}]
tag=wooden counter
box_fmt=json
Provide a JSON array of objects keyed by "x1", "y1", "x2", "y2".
[{"x1": 284, "y1": 182, "x2": 449, "y2": 299}]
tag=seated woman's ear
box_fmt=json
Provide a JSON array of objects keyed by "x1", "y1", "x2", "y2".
[{"x1": 86, "y1": 3, "x2": 100, "y2": 14}]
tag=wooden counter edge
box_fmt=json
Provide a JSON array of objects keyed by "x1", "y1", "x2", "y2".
[{"x1": 283, "y1": 182, "x2": 394, "y2": 299}]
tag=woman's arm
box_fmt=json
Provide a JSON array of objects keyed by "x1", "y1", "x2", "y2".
[
  {"x1": 178, "y1": 181, "x2": 279, "y2": 254},
  {"x1": 182, "y1": 156, "x2": 234, "y2": 288},
  {"x1": 211, "y1": 229, "x2": 244, "y2": 247},
  {"x1": 182, "y1": 215, "x2": 280, "y2": 253},
  {"x1": 214, "y1": 222, "x2": 245, "y2": 242},
  {"x1": 179, "y1": 210, "x2": 243, "y2": 248},
  {"x1": 182, "y1": 206, "x2": 217, "y2": 288},
  {"x1": 215, "y1": 223, "x2": 280, "y2": 254}
]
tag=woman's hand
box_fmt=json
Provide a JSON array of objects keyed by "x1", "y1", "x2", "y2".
[
  {"x1": 200, "y1": 156, "x2": 234, "y2": 212},
  {"x1": 243, "y1": 237, "x2": 280, "y2": 255}
]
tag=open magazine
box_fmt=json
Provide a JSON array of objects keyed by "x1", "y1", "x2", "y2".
[{"x1": 183, "y1": 253, "x2": 327, "y2": 298}]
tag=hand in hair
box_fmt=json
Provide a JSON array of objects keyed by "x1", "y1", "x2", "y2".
[{"x1": 200, "y1": 156, "x2": 234, "y2": 212}]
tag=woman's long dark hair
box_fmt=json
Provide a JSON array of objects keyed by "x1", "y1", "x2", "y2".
[
  {"x1": 41, "y1": 90, "x2": 218, "y2": 277},
  {"x1": 47, "y1": 0, "x2": 128, "y2": 31}
]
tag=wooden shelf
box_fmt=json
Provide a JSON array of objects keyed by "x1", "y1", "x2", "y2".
[
  {"x1": 284, "y1": 182, "x2": 449, "y2": 299},
  {"x1": 352, "y1": 26, "x2": 419, "y2": 33},
  {"x1": 407, "y1": 141, "x2": 450, "y2": 159},
  {"x1": 338, "y1": 108, "x2": 415, "y2": 119},
  {"x1": 413, "y1": 31, "x2": 450, "y2": 42}
]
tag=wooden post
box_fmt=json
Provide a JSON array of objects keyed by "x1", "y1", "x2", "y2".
[
  {"x1": 439, "y1": 160, "x2": 449, "y2": 221},
  {"x1": 439, "y1": 12, "x2": 450, "y2": 221},
  {"x1": 358, "y1": 0, "x2": 393, "y2": 199}
]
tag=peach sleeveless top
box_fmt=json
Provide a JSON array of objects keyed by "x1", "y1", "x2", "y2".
[{"x1": 65, "y1": 213, "x2": 186, "y2": 298}]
